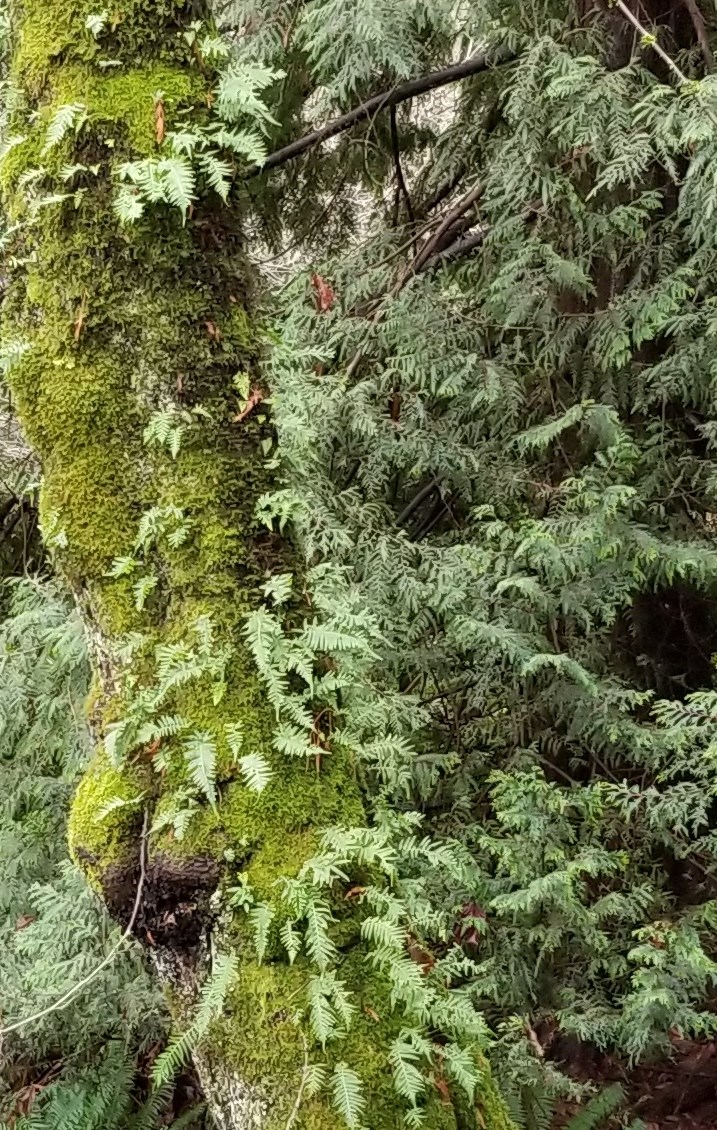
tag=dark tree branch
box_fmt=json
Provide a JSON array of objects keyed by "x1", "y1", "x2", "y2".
[
  {"x1": 389, "y1": 105, "x2": 415, "y2": 229},
  {"x1": 243, "y1": 52, "x2": 506, "y2": 179},
  {"x1": 409, "y1": 181, "x2": 484, "y2": 276},
  {"x1": 396, "y1": 479, "x2": 439, "y2": 526},
  {"x1": 681, "y1": 0, "x2": 715, "y2": 72},
  {"x1": 420, "y1": 227, "x2": 488, "y2": 271}
]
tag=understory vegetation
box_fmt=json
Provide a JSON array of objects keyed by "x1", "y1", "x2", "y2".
[{"x1": 4, "y1": 0, "x2": 717, "y2": 1128}]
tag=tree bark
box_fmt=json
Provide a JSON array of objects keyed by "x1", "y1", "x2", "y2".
[{"x1": 2, "y1": 3, "x2": 515, "y2": 1127}]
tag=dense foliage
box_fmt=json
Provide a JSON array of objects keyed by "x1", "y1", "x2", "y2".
[
  {"x1": 5, "y1": 0, "x2": 717, "y2": 1126},
  {"x1": 235, "y1": 0, "x2": 717, "y2": 1112},
  {"x1": 0, "y1": 577, "x2": 170, "y2": 1125}
]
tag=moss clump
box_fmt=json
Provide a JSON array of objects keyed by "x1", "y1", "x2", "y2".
[
  {"x1": 15, "y1": 0, "x2": 194, "y2": 89},
  {"x1": 174, "y1": 751, "x2": 364, "y2": 862},
  {"x1": 53, "y1": 66, "x2": 201, "y2": 153},
  {"x1": 68, "y1": 751, "x2": 147, "y2": 884},
  {"x1": 210, "y1": 948, "x2": 460, "y2": 1130}
]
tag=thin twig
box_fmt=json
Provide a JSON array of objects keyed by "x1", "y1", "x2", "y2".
[
  {"x1": 284, "y1": 1030, "x2": 310, "y2": 1130},
  {"x1": 0, "y1": 810, "x2": 149, "y2": 1041},
  {"x1": 244, "y1": 52, "x2": 506, "y2": 178},
  {"x1": 613, "y1": 0, "x2": 690, "y2": 83}
]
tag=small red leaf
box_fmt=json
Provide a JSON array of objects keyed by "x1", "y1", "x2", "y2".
[
  {"x1": 154, "y1": 96, "x2": 165, "y2": 145},
  {"x1": 311, "y1": 272, "x2": 336, "y2": 313}
]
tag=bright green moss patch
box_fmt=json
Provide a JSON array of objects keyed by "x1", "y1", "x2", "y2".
[
  {"x1": 68, "y1": 751, "x2": 147, "y2": 882},
  {"x1": 163, "y1": 743, "x2": 364, "y2": 864},
  {"x1": 211, "y1": 948, "x2": 460, "y2": 1130},
  {"x1": 53, "y1": 66, "x2": 202, "y2": 153},
  {"x1": 15, "y1": 0, "x2": 194, "y2": 89},
  {"x1": 40, "y1": 446, "x2": 139, "y2": 579}
]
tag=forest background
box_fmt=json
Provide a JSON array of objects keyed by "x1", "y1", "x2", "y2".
[{"x1": 3, "y1": 1, "x2": 717, "y2": 1129}]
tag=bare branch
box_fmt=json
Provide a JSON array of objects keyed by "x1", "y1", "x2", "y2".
[
  {"x1": 681, "y1": 0, "x2": 714, "y2": 72},
  {"x1": 409, "y1": 182, "x2": 484, "y2": 276},
  {"x1": 243, "y1": 52, "x2": 510, "y2": 179}
]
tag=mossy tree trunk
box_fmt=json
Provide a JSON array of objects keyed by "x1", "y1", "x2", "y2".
[{"x1": 2, "y1": 3, "x2": 514, "y2": 1128}]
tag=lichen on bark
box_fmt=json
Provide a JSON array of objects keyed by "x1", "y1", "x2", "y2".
[{"x1": 1, "y1": 2, "x2": 515, "y2": 1127}]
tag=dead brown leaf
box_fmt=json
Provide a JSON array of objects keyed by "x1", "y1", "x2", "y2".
[
  {"x1": 311, "y1": 272, "x2": 336, "y2": 313},
  {"x1": 154, "y1": 96, "x2": 165, "y2": 145}
]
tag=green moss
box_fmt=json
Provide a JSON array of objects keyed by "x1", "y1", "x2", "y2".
[
  {"x1": 211, "y1": 949, "x2": 459, "y2": 1130},
  {"x1": 6, "y1": 3, "x2": 516, "y2": 1128},
  {"x1": 214, "y1": 953, "x2": 513, "y2": 1129},
  {"x1": 68, "y1": 751, "x2": 147, "y2": 883},
  {"x1": 15, "y1": 0, "x2": 194, "y2": 89},
  {"x1": 54, "y1": 66, "x2": 201, "y2": 153},
  {"x1": 168, "y1": 734, "x2": 363, "y2": 864},
  {"x1": 0, "y1": 132, "x2": 43, "y2": 195}
]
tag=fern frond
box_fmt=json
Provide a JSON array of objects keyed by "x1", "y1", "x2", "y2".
[
  {"x1": 331, "y1": 1063, "x2": 364, "y2": 1129},
  {"x1": 183, "y1": 730, "x2": 217, "y2": 807},
  {"x1": 238, "y1": 752, "x2": 273, "y2": 792},
  {"x1": 198, "y1": 151, "x2": 233, "y2": 202},
  {"x1": 42, "y1": 103, "x2": 86, "y2": 153}
]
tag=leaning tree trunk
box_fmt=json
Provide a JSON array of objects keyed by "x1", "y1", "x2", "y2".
[{"x1": 2, "y1": 3, "x2": 514, "y2": 1127}]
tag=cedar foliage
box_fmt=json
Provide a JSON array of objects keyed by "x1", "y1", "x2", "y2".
[
  {"x1": 5, "y1": 0, "x2": 717, "y2": 1124},
  {"x1": 0, "y1": 576, "x2": 168, "y2": 1121},
  {"x1": 227, "y1": 0, "x2": 717, "y2": 1107}
]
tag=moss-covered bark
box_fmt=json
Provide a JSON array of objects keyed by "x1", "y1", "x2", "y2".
[{"x1": 2, "y1": 3, "x2": 515, "y2": 1127}]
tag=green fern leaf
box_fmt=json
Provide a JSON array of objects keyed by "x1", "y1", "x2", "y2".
[
  {"x1": 566, "y1": 1084, "x2": 625, "y2": 1130},
  {"x1": 280, "y1": 919, "x2": 302, "y2": 964},
  {"x1": 157, "y1": 156, "x2": 196, "y2": 221},
  {"x1": 331, "y1": 1063, "x2": 364, "y2": 1129},
  {"x1": 238, "y1": 753, "x2": 273, "y2": 792},
  {"x1": 42, "y1": 103, "x2": 86, "y2": 153},
  {"x1": 249, "y1": 903, "x2": 274, "y2": 963},
  {"x1": 183, "y1": 730, "x2": 218, "y2": 807},
  {"x1": 198, "y1": 152, "x2": 233, "y2": 202}
]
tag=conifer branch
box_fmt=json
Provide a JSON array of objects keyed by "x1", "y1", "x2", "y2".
[
  {"x1": 243, "y1": 53, "x2": 506, "y2": 178},
  {"x1": 343, "y1": 182, "x2": 485, "y2": 379},
  {"x1": 0, "y1": 811, "x2": 149, "y2": 1040}
]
